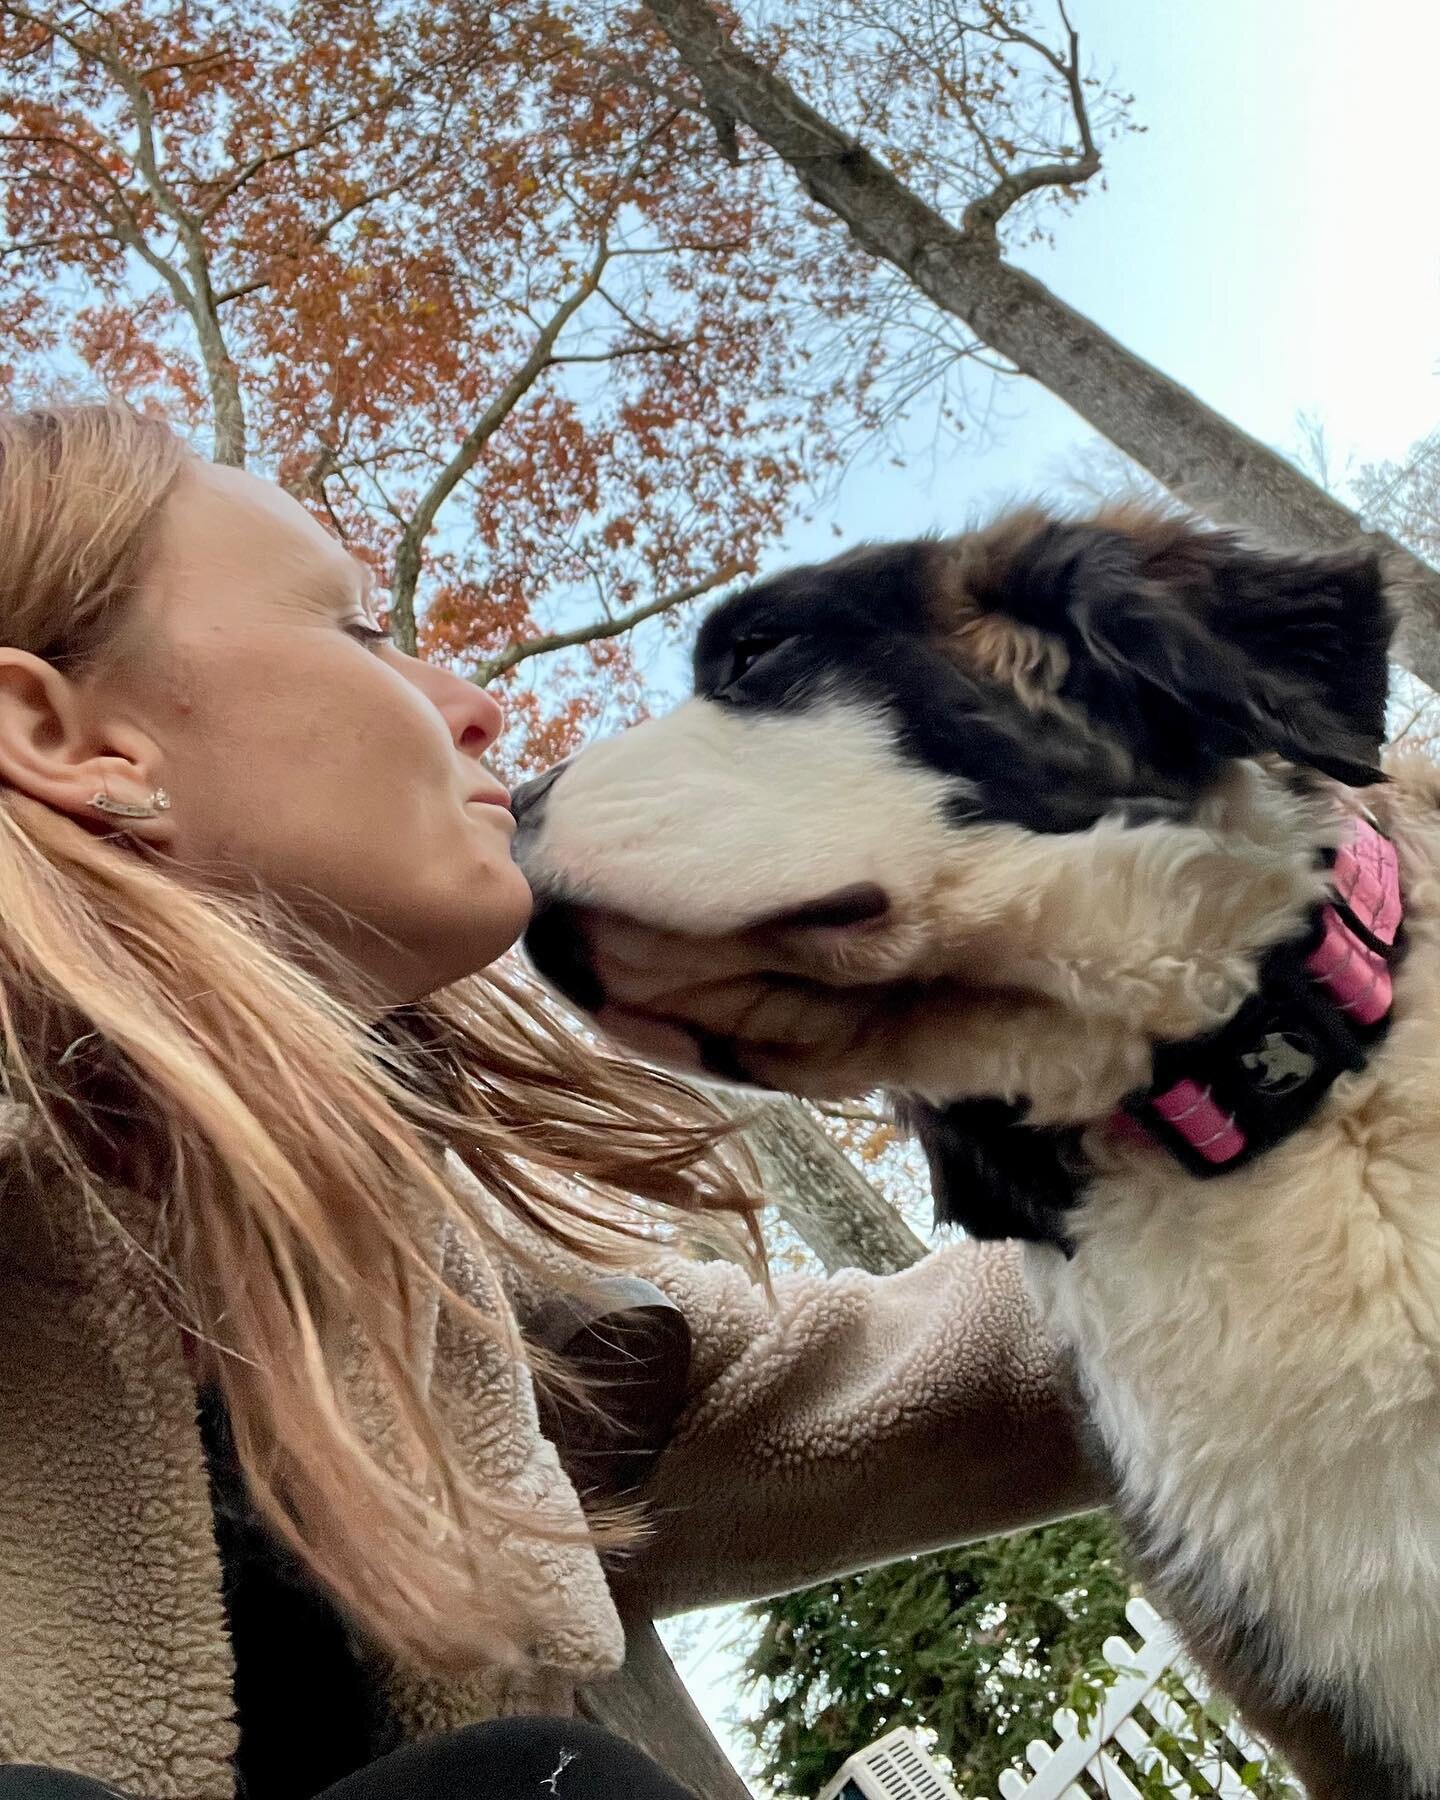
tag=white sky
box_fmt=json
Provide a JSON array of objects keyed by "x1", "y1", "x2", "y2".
[{"x1": 672, "y1": 0, "x2": 1440, "y2": 1784}]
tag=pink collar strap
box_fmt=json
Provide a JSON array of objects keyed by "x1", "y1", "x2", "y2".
[{"x1": 1113, "y1": 814, "x2": 1403, "y2": 1177}]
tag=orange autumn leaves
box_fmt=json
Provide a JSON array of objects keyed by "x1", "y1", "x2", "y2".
[
  {"x1": 1, "y1": 0, "x2": 1130, "y2": 770},
  {"x1": 0, "y1": 0, "x2": 835, "y2": 768}
]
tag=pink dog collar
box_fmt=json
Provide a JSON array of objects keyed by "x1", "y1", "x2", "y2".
[{"x1": 1113, "y1": 815, "x2": 1403, "y2": 1176}]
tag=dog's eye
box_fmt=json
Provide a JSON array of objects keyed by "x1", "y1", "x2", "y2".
[{"x1": 724, "y1": 636, "x2": 788, "y2": 687}]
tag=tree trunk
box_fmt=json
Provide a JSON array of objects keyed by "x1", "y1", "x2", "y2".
[
  {"x1": 192, "y1": 307, "x2": 248, "y2": 468},
  {"x1": 579, "y1": 1611, "x2": 756, "y2": 1799},
  {"x1": 640, "y1": 0, "x2": 1440, "y2": 691},
  {"x1": 390, "y1": 528, "x2": 423, "y2": 656},
  {"x1": 733, "y1": 1096, "x2": 928, "y2": 1275}
]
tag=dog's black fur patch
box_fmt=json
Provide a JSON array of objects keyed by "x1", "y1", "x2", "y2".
[
  {"x1": 978, "y1": 520, "x2": 1392, "y2": 788},
  {"x1": 523, "y1": 899, "x2": 605, "y2": 1014},
  {"x1": 693, "y1": 523, "x2": 1391, "y2": 834},
  {"x1": 895, "y1": 1097, "x2": 1090, "y2": 1253},
  {"x1": 694, "y1": 542, "x2": 1169, "y2": 836}
]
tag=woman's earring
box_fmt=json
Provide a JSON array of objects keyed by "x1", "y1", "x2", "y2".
[{"x1": 89, "y1": 787, "x2": 171, "y2": 821}]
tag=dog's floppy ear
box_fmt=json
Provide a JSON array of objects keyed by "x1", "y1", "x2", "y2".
[{"x1": 976, "y1": 516, "x2": 1393, "y2": 788}]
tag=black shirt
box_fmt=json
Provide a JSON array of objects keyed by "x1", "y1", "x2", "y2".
[{"x1": 197, "y1": 1391, "x2": 381, "y2": 1800}]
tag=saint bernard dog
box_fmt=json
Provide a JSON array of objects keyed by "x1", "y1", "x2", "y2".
[{"x1": 514, "y1": 505, "x2": 1440, "y2": 1800}]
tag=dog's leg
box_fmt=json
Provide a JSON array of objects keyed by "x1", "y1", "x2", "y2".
[
  {"x1": 1190, "y1": 1664, "x2": 1428, "y2": 1800},
  {"x1": 1149, "y1": 1600, "x2": 1435, "y2": 1800}
]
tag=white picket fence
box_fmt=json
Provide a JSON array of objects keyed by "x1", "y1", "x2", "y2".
[{"x1": 978, "y1": 1597, "x2": 1300, "y2": 1800}]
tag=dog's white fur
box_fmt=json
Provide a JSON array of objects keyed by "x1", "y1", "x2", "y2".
[
  {"x1": 529, "y1": 698, "x2": 968, "y2": 940},
  {"x1": 523, "y1": 692, "x2": 1440, "y2": 1787},
  {"x1": 1040, "y1": 767, "x2": 1440, "y2": 1772}
]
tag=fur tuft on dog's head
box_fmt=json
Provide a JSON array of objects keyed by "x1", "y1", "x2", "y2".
[{"x1": 933, "y1": 507, "x2": 1391, "y2": 790}]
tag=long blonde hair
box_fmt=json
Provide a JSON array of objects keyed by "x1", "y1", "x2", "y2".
[{"x1": 0, "y1": 401, "x2": 761, "y2": 1672}]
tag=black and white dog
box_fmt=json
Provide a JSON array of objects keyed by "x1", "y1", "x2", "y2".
[{"x1": 515, "y1": 505, "x2": 1440, "y2": 1800}]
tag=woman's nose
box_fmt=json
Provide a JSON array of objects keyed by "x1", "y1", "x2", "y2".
[{"x1": 436, "y1": 671, "x2": 505, "y2": 758}]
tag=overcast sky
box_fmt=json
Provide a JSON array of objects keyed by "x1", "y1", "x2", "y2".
[{"x1": 672, "y1": 0, "x2": 1440, "y2": 1780}]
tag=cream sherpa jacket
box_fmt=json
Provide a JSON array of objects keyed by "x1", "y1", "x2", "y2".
[{"x1": 0, "y1": 1157, "x2": 1098, "y2": 1798}]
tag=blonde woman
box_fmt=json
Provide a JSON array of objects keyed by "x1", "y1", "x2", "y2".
[{"x1": 0, "y1": 403, "x2": 1099, "y2": 1800}]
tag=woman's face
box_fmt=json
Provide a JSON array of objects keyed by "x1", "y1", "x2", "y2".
[{"x1": 104, "y1": 461, "x2": 532, "y2": 1001}]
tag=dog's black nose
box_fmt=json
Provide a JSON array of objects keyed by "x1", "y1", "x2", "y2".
[{"x1": 511, "y1": 762, "x2": 567, "y2": 823}]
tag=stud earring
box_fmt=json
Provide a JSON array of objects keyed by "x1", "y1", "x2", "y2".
[{"x1": 89, "y1": 787, "x2": 171, "y2": 821}]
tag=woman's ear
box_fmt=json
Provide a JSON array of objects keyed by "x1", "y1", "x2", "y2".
[{"x1": 0, "y1": 649, "x2": 174, "y2": 843}]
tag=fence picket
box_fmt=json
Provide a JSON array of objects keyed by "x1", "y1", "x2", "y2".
[
  {"x1": 973, "y1": 1598, "x2": 1300, "y2": 1798},
  {"x1": 1110, "y1": 1713, "x2": 1196, "y2": 1798},
  {"x1": 1087, "y1": 1746, "x2": 1146, "y2": 1800},
  {"x1": 1123, "y1": 1599, "x2": 1274, "y2": 1767},
  {"x1": 1138, "y1": 1684, "x2": 1255, "y2": 1798}
]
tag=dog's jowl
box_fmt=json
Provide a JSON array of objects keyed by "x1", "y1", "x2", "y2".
[{"x1": 516, "y1": 505, "x2": 1440, "y2": 1800}]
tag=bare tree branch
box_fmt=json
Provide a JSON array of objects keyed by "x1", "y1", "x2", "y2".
[
  {"x1": 134, "y1": 47, "x2": 229, "y2": 79},
  {"x1": 594, "y1": 283, "x2": 680, "y2": 344},
  {"x1": 581, "y1": 48, "x2": 702, "y2": 116},
  {"x1": 196, "y1": 85, "x2": 403, "y2": 222},
  {"x1": 386, "y1": 239, "x2": 617, "y2": 652},
  {"x1": 812, "y1": 1101, "x2": 892, "y2": 1126},
  {"x1": 545, "y1": 335, "x2": 693, "y2": 368},
  {"x1": 381, "y1": 94, "x2": 693, "y2": 647},
  {"x1": 0, "y1": 225, "x2": 118, "y2": 259},
  {"x1": 470, "y1": 559, "x2": 744, "y2": 685},
  {"x1": 2, "y1": 128, "x2": 202, "y2": 316},
  {"x1": 610, "y1": 237, "x2": 748, "y2": 258},
  {"x1": 94, "y1": 33, "x2": 251, "y2": 460},
  {"x1": 210, "y1": 167, "x2": 428, "y2": 304},
  {"x1": 1, "y1": 0, "x2": 104, "y2": 74},
  {"x1": 2, "y1": 3, "x2": 252, "y2": 461},
  {"x1": 960, "y1": 3, "x2": 1100, "y2": 239}
]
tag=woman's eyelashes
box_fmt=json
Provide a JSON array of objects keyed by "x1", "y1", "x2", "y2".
[{"x1": 345, "y1": 619, "x2": 391, "y2": 649}]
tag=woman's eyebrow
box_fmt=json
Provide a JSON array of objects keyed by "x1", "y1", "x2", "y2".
[{"x1": 303, "y1": 555, "x2": 376, "y2": 612}]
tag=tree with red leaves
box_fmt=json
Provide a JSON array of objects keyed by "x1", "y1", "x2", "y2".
[{"x1": 2, "y1": 0, "x2": 878, "y2": 764}]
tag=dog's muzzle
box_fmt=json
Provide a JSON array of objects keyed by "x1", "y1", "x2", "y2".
[
  {"x1": 510, "y1": 761, "x2": 568, "y2": 827},
  {"x1": 523, "y1": 896, "x2": 606, "y2": 1014},
  {"x1": 512, "y1": 761, "x2": 600, "y2": 1011}
]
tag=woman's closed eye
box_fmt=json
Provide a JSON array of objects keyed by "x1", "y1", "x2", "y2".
[{"x1": 345, "y1": 619, "x2": 391, "y2": 650}]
